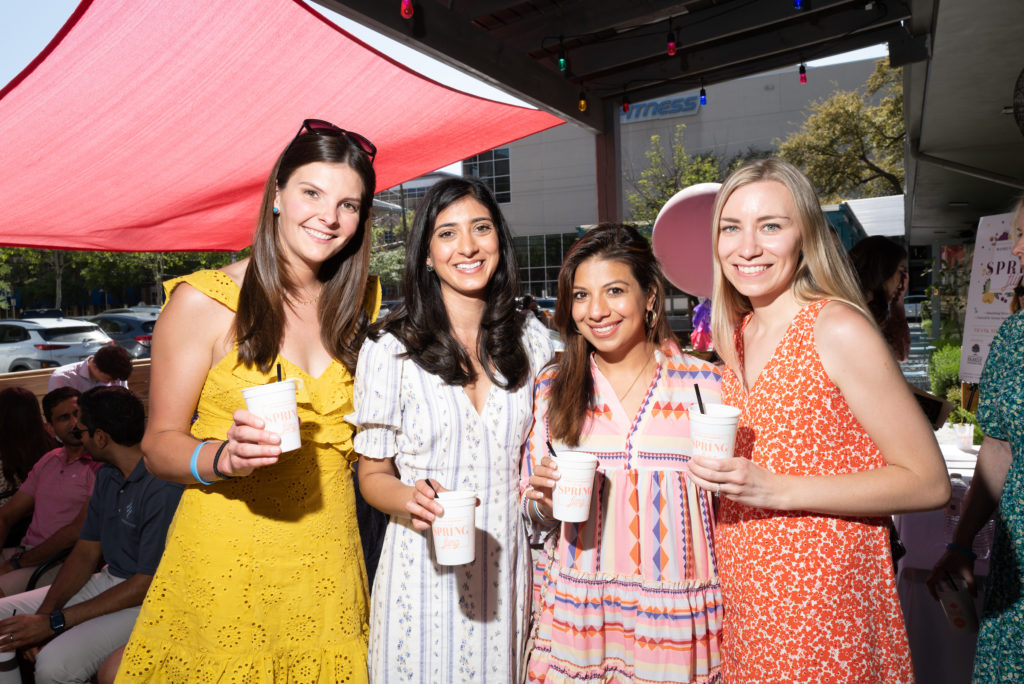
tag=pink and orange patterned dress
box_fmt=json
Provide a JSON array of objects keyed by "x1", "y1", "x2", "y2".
[
  {"x1": 523, "y1": 341, "x2": 724, "y2": 683},
  {"x1": 716, "y1": 299, "x2": 913, "y2": 683}
]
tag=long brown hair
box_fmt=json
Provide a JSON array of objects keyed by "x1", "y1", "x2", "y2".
[
  {"x1": 547, "y1": 224, "x2": 673, "y2": 445},
  {"x1": 710, "y1": 158, "x2": 869, "y2": 371},
  {"x1": 235, "y1": 131, "x2": 376, "y2": 373},
  {"x1": 0, "y1": 387, "x2": 55, "y2": 487}
]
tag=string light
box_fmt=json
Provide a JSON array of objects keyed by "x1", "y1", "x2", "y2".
[
  {"x1": 700, "y1": 85, "x2": 707, "y2": 106},
  {"x1": 793, "y1": 0, "x2": 803, "y2": 9},
  {"x1": 621, "y1": 95, "x2": 630, "y2": 113},
  {"x1": 577, "y1": 90, "x2": 587, "y2": 112},
  {"x1": 666, "y1": 19, "x2": 676, "y2": 56},
  {"x1": 799, "y1": 63, "x2": 807, "y2": 84},
  {"x1": 558, "y1": 38, "x2": 568, "y2": 72},
  {"x1": 400, "y1": 0, "x2": 413, "y2": 19}
]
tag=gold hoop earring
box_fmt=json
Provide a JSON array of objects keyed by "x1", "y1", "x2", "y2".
[{"x1": 645, "y1": 309, "x2": 655, "y2": 328}]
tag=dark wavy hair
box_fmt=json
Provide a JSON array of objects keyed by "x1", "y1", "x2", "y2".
[
  {"x1": 0, "y1": 387, "x2": 55, "y2": 487},
  {"x1": 377, "y1": 177, "x2": 529, "y2": 389},
  {"x1": 235, "y1": 129, "x2": 376, "y2": 373},
  {"x1": 547, "y1": 224, "x2": 674, "y2": 445},
  {"x1": 848, "y1": 235, "x2": 907, "y2": 326}
]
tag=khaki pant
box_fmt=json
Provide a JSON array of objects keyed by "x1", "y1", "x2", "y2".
[
  {"x1": 0, "y1": 547, "x2": 63, "y2": 598},
  {"x1": 0, "y1": 567, "x2": 138, "y2": 684}
]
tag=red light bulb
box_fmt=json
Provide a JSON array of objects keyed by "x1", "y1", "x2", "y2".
[
  {"x1": 666, "y1": 33, "x2": 677, "y2": 57},
  {"x1": 400, "y1": 0, "x2": 413, "y2": 19}
]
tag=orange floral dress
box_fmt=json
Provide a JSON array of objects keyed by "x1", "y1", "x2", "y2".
[{"x1": 716, "y1": 300, "x2": 913, "y2": 684}]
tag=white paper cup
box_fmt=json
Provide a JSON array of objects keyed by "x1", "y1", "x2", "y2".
[
  {"x1": 938, "y1": 575, "x2": 979, "y2": 632},
  {"x1": 241, "y1": 380, "x2": 301, "y2": 453},
  {"x1": 432, "y1": 490, "x2": 477, "y2": 565},
  {"x1": 552, "y1": 451, "x2": 599, "y2": 523},
  {"x1": 689, "y1": 403, "x2": 741, "y2": 460}
]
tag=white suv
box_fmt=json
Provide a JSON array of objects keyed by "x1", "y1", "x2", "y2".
[{"x1": 0, "y1": 318, "x2": 114, "y2": 373}]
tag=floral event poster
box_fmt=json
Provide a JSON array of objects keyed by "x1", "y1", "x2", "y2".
[{"x1": 960, "y1": 211, "x2": 1021, "y2": 383}]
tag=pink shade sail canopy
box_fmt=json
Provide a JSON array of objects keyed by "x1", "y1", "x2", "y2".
[
  {"x1": 652, "y1": 183, "x2": 721, "y2": 299},
  {"x1": 0, "y1": 0, "x2": 563, "y2": 252}
]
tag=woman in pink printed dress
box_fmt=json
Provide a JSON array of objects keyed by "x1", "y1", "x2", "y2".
[
  {"x1": 688, "y1": 158, "x2": 950, "y2": 683},
  {"x1": 523, "y1": 223, "x2": 724, "y2": 683}
]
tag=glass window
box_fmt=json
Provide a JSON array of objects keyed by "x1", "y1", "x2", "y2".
[{"x1": 463, "y1": 147, "x2": 511, "y2": 203}]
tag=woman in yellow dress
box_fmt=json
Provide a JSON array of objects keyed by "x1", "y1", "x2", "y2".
[{"x1": 115, "y1": 120, "x2": 380, "y2": 682}]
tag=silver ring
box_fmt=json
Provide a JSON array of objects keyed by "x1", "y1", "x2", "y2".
[
  {"x1": 716, "y1": 483, "x2": 722, "y2": 496},
  {"x1": 7, "y1": 634, "x2": 12, "y2": 642}
]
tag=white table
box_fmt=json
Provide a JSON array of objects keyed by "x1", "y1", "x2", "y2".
[{"x1": 894, "y1": 436, "x2": 994, "y2": 684}]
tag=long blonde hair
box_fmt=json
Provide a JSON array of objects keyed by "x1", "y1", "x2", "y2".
[{"x1": 710, "y1": 158, "x2": 869, "y2": 371}]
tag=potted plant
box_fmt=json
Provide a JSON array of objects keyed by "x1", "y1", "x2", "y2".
[{"x1": 949, "y1": 406, "x2": 977, "y2": 451}]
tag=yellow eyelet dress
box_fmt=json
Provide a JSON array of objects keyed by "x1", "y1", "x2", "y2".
[{"x1": 116, "y1": 270, "x2": 378, "y2": 683}]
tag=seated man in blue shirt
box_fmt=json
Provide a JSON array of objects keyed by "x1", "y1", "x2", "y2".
[{"x1": 0, "y1": 387, "x2": 182, "y2": 684}]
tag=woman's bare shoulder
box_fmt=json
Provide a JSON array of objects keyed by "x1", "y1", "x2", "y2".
[{"x1": 219, "y1": 258, "x2": 248, "y2": 286}]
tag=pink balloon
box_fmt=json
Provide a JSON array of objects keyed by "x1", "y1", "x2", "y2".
[{"x1": 652, "y1": 183, "x2": 721, "y2": 298}]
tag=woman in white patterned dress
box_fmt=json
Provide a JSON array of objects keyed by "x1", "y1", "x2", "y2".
[{"x1": 349, "y1": 177, "x2": 553, "y2": 683}]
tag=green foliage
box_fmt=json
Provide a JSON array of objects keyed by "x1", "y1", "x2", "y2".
[
  {"x1": 777, "y1": 59, "x2": 904, "y2": 202},
  {"x1": 0, "y1": 247, "x2": 237, "y2": 310},
  {"x1": 929, "y1": 343, "x2": 962, "y2": 397},
  {"x1": 369, "y1": 208, "x2": 413, "y2": 293},
  {"x1": 369, "y1": 247, "x2": 405, "y2": 291},
  {"x1": 920, "y1": 253, "x2": 970, "y2": 342},
  {"x1": 626, "y1": 123, "x2": 724, "y2": 225}
]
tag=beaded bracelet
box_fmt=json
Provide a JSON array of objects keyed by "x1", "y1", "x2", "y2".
[
  {"x1": 946, "y1": 542, "x2": 977, "y2": 561},
  {"x1": 211, "y1": 441, "x2": 235, "y2": 480},
  {"x1": 189, "y1": 440, "x2": 215, "y2": 485},
  {"x1": 531, "y1": 498, "x2": 556, "y2": 526}
]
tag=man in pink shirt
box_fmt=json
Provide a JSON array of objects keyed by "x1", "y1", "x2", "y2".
[{"x1": 0, "y1": 387, "x2": 99, "y2": 596}]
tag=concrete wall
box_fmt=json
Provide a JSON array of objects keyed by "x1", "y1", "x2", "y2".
[{"x1": 501, "y1": 59, "x2": 879, "y2": 237}]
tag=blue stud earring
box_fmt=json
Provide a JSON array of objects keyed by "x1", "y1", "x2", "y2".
[{"x1": 273, "y1": 207, "x2": 280, "y2": 216}]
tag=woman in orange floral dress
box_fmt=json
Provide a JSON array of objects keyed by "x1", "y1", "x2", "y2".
[{"x1": 687, "y1": 158, "x2": 950, "y2": 683}]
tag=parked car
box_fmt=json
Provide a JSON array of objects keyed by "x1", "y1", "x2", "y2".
[
  {"x1": 102, "y1": 305, "x2": 162, "y2": 315},
  {"x1": 0, "y1": 318, "x2": 114, "y2": 373},
  {"x1": 904, "y1": 294, "x2": 927, "y2": 321},
  {"x1": 89, "y1": 310, "x2": 159, "y2": 358},
  {"x1": 19, "y1": 308, "x2": 64, "y2": 319}
]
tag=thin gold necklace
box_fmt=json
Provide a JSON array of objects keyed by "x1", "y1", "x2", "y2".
[
  {"x1": 601, "y1": 350, "x2": 654, "y2": 402},
  {"x1": 291, "y1": 289, "x2": 321, "y2": 306}
]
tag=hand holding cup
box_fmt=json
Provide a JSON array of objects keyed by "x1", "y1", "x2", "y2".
[
  {"x1": 407, "y1": 479, "x2": 446, "y2": 531},
  {"x1": 219, "y1": 408, "x2": 283, "y2": 477},
  {"x1": 527, "y1": 456, "x2": 560, "y2": 513}
]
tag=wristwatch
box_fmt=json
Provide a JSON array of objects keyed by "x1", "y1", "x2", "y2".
[{"x1": 48, "y1": 610, "x2": 66, "y2": 635}]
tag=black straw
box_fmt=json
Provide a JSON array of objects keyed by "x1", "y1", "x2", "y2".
[
  {"x1": 424, "y1": 478, "x2": 437, "y2": 499},
  {"x1": 694, "y1": 384, "x2": 706, "y2": 414},
  {"x1": 276, "y1": 363, "x2": 282, "y2": 382},
  {"x1": 546, "y1": 440, "x2": 558, "y2": 458}
]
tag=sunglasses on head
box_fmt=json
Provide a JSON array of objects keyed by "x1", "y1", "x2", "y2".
[{"x1": 293, "y1": 119, "x2": 377, "y2": 163}]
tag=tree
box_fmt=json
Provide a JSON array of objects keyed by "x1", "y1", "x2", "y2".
[
  {"x1": 0, "y1": 247, "x2": 237, "y2": 311},
  {"x1": 777, "y1": 58, "x2": 904, "y2": 202},
  {"x1": 626, "y1": 123, "x2": 723, "y2": 225},
  {"x1": 369, "y1": 207, "x2": 413, "y2": 294}
]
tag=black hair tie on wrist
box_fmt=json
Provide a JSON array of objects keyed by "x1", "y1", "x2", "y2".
[{"x1": 212, "y1": 441, "x2": 235, "y2": 480}]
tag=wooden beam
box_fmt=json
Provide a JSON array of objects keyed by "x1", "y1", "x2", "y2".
[
  {"x1": 312, "y1": 0, "x2": 607, "y2": 133},
  {"x1": 594, "y1": 100, "x2": 622, "y2": 223},
  {"x1": 608, "y1": 25, "x2": 904, "y2": 105},
  {"x1": 571, "y1": 0, "x2": 909, "y2": 83},
  {"x1": 484, "y1": 0, "x2": 698, "y2": 45}
]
